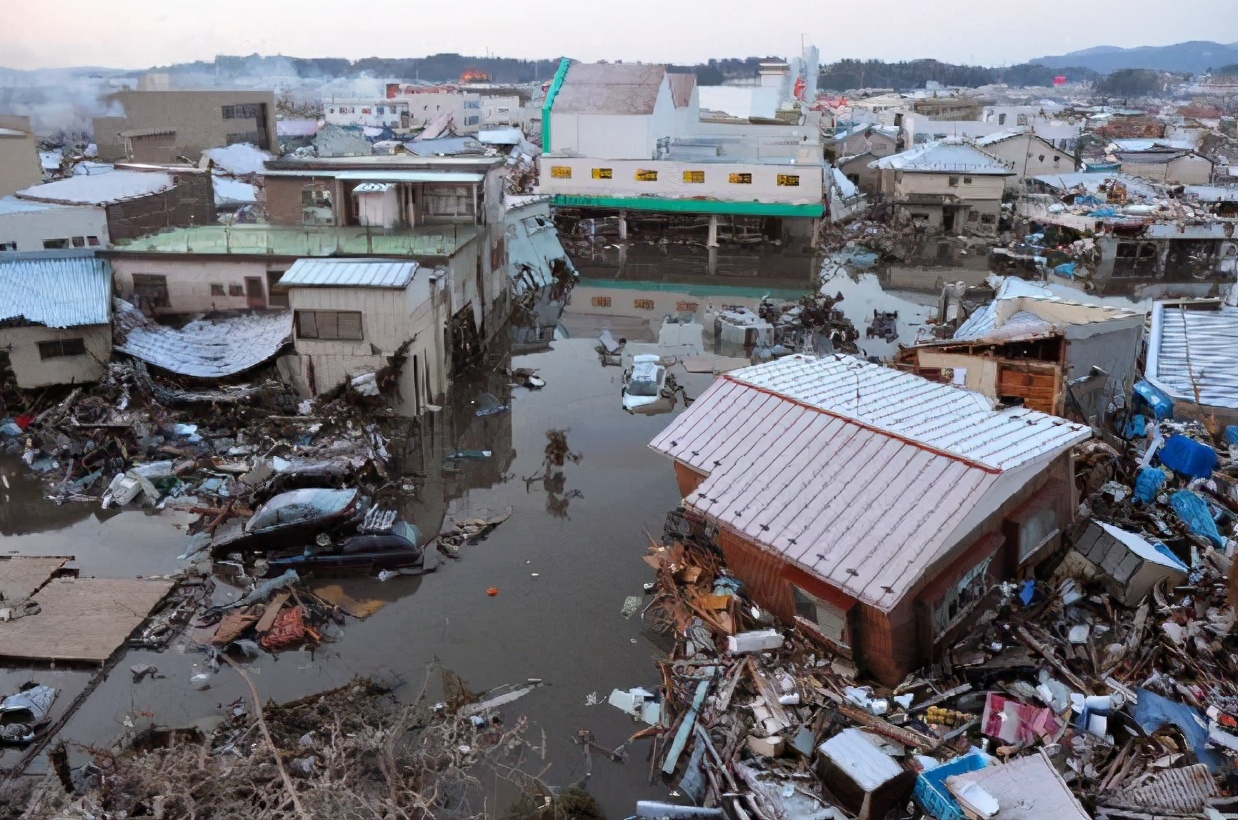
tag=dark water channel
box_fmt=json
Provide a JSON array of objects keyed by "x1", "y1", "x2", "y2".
[{"x1": 0, "y1": 339, "x2": 719, "y2": 816}]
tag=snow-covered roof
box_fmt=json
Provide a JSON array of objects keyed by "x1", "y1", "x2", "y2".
[
  {"x1": 975, "y1": 127, "x2": 1031, "y2": 146},
  {"x1": 1110, "y1": 138, "x2": 1196, "y2": 153},
  {"x1": 869, "y1": 137, "x2": 1013, "y2": 175},
  {"x1": 203, "y1": 143, "x2": 271, "y2": 177},
  {"x1": 213, "y1": 177, "x2": 257, "y2": 208},
  {"x1": 15, "y1": 170, "x2": 174, "y2": 206},
  {"x1": 831, "y1": 166, "x2": 859, "y2": 199},
  {"x1": 1185, "y1": 185, "x2": 1238, "y2": 203},
  {"x1": 953, "y1": 278, "x2": 1137, "y2": 343}
]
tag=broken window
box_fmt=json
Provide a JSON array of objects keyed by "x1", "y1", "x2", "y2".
[
  {"x1": 131, "y1": 274, "x2": 170, "y2": 309},
  {"x1": 963, "y1": 177, "x2": 973, "y2": 185},
  {"x1": 228, "y1": 283, "x2": 244, "y2": 297},
  {"x1": 71, "y1": 236, "x2": 85, "y2": 248},
  {"x1": 948, "y1": 176, "x2": 960, "y2": 187},
  {"x1": 981, "y1": 213, "x2": 997, "y2": 224},
  {"x1": 1017, "y1": 114, "x2": 1029, "y2": 126},
  {"x1": 932, "y1": 556, "x2": 991, "y2": 635},
  {"x1": 729, "y1": 173, "x2": 753, "y2": 184},
  {"x1": 683, "y1": 170, "x2": 705, "y2": 183},
  {"x1": 0, "y1": 242, "x2": 15, "y2": 252},
  {"x1": 633, "y1": 298, "x2": 655, "y2": 310},
  {"x1": 998, "y1": 113, "x2": 1007, "y2": 125},
  {"x1": 1113, "y1": 241, "x2": 1160, "y2": 277},
  {"x1": 1163, "y1": 239, "x2": 1219, "y2": 278},
  {"x1": 87, "y1": 236, "x2": 100, "y2": 246},
  {"x1": 590, "y1": 296, "x2": 612, "y2": 308},
  {"x1": 635, "y1": 169, "x2": 658, "y2": 182},
  {"x1": 777, "y1": 174, "x2": 801, "y2": 186},
  {"x1": 295, "y1": 310, "x2": 364, "y2": 341},
  {"x1": 267, "y1": 271, "x2": 289, "y2": 308},
  {"x1": 422, "y1": 185, "x2": 475, "y2": 218},
  {"x1": 550, "y1": 166, "x2": 572, "y2": 179},
  {"x1": 226, "y1": 131, "x2": 262, "y2": 146},
  {"x1": 1017, "y1": 506, "x2": 1059, "y2": 563},
  {"x1": 793, "y1": 587, "x2": 849, "y2": 647},
  {"x1": 222, "y1": 104, "x2": 263, "y2": 120},
  {"x1": 210, "y1": 284, "x2": 225, "y2": 296},
  {"x1": 967, "y1": 211, "x2": 980, "y2": 222},
  {"x1": 591, "y1": 168, "x2": 613, "y2": 180},
  {"x1": 42, "y1": 238, "x2": 69, "y2": 249},
  {"x1": 38, "y1": 338, "x2": 87, "y2": 359}
]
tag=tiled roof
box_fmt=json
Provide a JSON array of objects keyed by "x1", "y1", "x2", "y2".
[{"x1": 0, "y1": 252, "x2": 110, "y2": 328}]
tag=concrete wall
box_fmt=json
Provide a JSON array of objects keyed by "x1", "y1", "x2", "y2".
[
  {"x1": 92, "y1": 90, "x2": 277, "y2": 162},
  {"x1": 111, "y1": 255, "x2": 278, "y2": 314},
  {"x1": 1120, "y1": 154, "x2": 1213, "y2": 186},
  {"x1": 394, "y1": 92, "x2": 483, "y2": 133},
  {"x1": 894, "y1": 170, "x2": 1006, "y2": 201},
  {"x1": 554, "y1": 112, "x2": 656, "y2": 159},
  {"x1": 0, "y1": 324, "x2": 110, "y2": 388},
  {"x1": 538, "y1": 157, "x2": 823, "y2": 205},
  {"x1": 286, "y1": 277, "x2": 448, "y2": 415},
  {"x1": 982, "y1": 134, "x2": 1076, "y2": 188},
  {"x1": 0, "y1": 205, "x2": 109, "y2": 252},
  {"x1": 323, "y1": 100, "x2": 407, "y2": 129},
  {"x1": 0, "y1": 121, "x2": 42, "y2": 198}
]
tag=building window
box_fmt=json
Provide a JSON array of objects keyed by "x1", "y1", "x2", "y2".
[
  {"x1": 210, "y1": 283, "x2": 225, "y2": 296},
  {"x1": 634, "y1": 298, "x2": 655, "y2": 310},
  {"x1": 963, "y1": 177, "x2": 973, "y2": 184},
  {"x1": 42, "y1": 238, "x2": 69, "y2": 249},
  {"x1": 1018, "y1": 506, "x2": 1059, "y2": 563},
  {"x1": 981, "y1": 213, "x2": 997, "y2": 225},
  {"x1": 267, "y1": 271, "x2": 289, "y2": 308},
  {"x1": 728, "y1": 173, "x2": 752, "y2": 184},
  {"x1": 635, "y1": 169, "x2": 658, "y2": 182},
  {"x1": 226, "y1": 131, "x2": 262, "y2": 146},
  {"x1": 932, "y1": 556, "x2": 991, "y2": 636},
  {"x1": 777, "y1": 174, "x2": 801, "y2": 186},
  {"x1": 86, "y1": 236, "x2": 100, "y2": 246},
  {"x1": 590, "y1": 295, "x2": 612, "y2": 308},
  {"x1": 70, "y1": 236, "x2": 85, "y2": 248},
  {"x1": 38, "y1": 338, "x2": 87, "y2": 359},
  {"x1": 222, "y1": 103, "x2": 263, "y2": 119},
  {"x1": 675, "y1": 301, "x2": 699, "y2": 313},
  {"x1": 550, "y1": 166, "x2": 572, "y2": 179},
  {"x1": 1016, "y1": 114, "x2": 1029, "y2": 126},
  {"x1": 683, "y1": 170, "x2": 705, "y2": 183},
  {"x1": 0, "y1": 242, "x2": 15, "y2": 252},
  {"x1": 998, "y1": 113, "x2": 1007, "y2": 125},
  {"x1": 793, "y1": 587, "x2": 849, "y2": 647},
  {"x1": 295, "y1": 310, "x2": 364, "y2": 341},
  {"x1": 228, "y1": 283, "x2": 244, "y2": 297},
  {"x1": 377, "y1": 106, "x2": 385, "y2": 115},
  {"x1": 591, "y1": 168, "x2": 613, "y2": 180},
  {"x1": 361, "y1": 108, "x2": 372, "y2": 115},
  {"x1": 131, "y1": 274, "x2": 170, "y2": 309},
  {"x1": 948, "y1": 175, "x2": 960, "y2": 187},
  {"x1": 329, "y1": 107, "x2": 336, "y2": 114},
  {"x1": 464, "y1": 116, "x2": 480, "y2": 126}
]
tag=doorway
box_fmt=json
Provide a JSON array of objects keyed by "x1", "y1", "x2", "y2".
[{"x1": 244, "y1": 277, "x2": 266, "y2": 309}]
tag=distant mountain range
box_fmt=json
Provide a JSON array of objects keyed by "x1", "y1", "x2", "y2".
[{"x1": 1033, "y1": 41, "x2": 1238, "y2": 75}]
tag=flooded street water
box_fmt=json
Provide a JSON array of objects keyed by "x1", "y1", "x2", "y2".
[
  {"x1": 0, "y1": 249, "x2": 1178, "y2": 816},
  {"x1": 0, "y1": 338, "x2": 718, "y2": 816}
]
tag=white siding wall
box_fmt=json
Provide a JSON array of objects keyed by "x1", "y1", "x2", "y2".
[
  {"x1": 896, "y1": 172, "x2": 1007, "y2": 201},
  {"x1": 983, "y1": 136, "x2": 1075, "y2": 187},
  {"x1": 111, "y1": 256, "x2": 271, "y2": 314},
  {"x1": 0, "y1": 205, "x2": 109, "y2": 252},
  {"x1": 538, "y1": 157, "x2": 824, "y2": 205},
  {"x1": 0, "y1": 324, "x2": 110, "y2": 388}
]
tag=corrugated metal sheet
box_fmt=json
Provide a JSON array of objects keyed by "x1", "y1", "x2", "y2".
[
  {"x1": 717, "y1": 356, "x2": 1089, "y2": 470},
  {"x1": 648, "y1": 357, "x2": 1089, "y2": 610},
  {"x1": 1112, "y1": 764, "x2": 1216, "y2": 814},
  {"x1": 507, "y1": 217, "x2": 575, "y2": 294},
  {"x1": 0, "y1": 253, "x2": 111, "y2": 328},
  {"x1": 117, "y1": 306, "x2": 292, "y2": 379},
  {"x1": 1147, "y1": 303, "x2": 1238, "y2": 409},
  {"x1": 951, "y1": 278, "x2": 1137, "y2": 344},
  {"x1": 279, "y1": 259, "x2": 419, "y2": 289},
  {"x1": 16, "y1": 170, "x2": 174, "y2": 206}
]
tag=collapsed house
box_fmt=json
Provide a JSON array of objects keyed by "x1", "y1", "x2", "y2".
[
  {"x1": 0, "y1": 251, "x2": 112, "y2": 389},
  {"x1": 898, "y1": 277, "x2": 1143, "y2": 424},
  {"x1": 649, "y1": 355, "x2": 1091, "y2": 685},
  {"x1": 278, "y1": 258, "x2": 450, "y2": 415}
]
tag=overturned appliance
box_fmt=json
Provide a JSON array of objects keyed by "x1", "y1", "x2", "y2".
[
  {"x1": 266, "y1": 519, "x2": 426, "y2": 577},
  {"x1": 0, "y1": 684, "x2": 58, "y2": 744},
  {"x1": 211, "y1": 487, "x2": 370, "y2": 554}
]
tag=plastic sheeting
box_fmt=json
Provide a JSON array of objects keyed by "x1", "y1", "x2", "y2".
[
  {"x1": 1158, "y1": 436, "x2": 1218, "y2": 479},
  {"x1": 1169, "y1": 490, "x2": 1224, "y2": 547}
]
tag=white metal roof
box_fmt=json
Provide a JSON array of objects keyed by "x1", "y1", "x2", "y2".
[
  {"x1": 951, "y1": 277, "x2": 1137, "y2": 343},
  {"x1": 947, "y1": 752, "x2": 1090, "y2": 820},
  {"x1": 649, "y1": 356, "x2": 1089, "y2": 610},
  {"x1": 0, "y1": 195, "x2": 68, "y2": 215},
  {"x1": 278, "y1": 258, "x2": 419, "y2": 289},
  {"x1": 1146, "y1": 302, "x2": 1238, "y2": 410},
  {"x1": 262, "y1": 169, "x2": 484, "y2": 183},
  {"x1": 15, "y1": 170, "x2": 174, "y2": 206},
  {"x1": 869, "y1": 137, "x2": 1013, "y2": 175},
  {"x1": 0, "y1": 253, "x2": 111, "y2": 328}
]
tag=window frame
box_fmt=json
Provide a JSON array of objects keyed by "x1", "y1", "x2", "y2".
[
  {"x1": 38, "y1": 337, "x2": 87, "y2": 359},
  {"x1": 294, "y1": 310, "x2": 365, "y2": 341}
]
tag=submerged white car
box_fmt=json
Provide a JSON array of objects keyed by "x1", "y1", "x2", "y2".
[{"x1": 621, "y1": 354, "x2": 668, "y2": 412}]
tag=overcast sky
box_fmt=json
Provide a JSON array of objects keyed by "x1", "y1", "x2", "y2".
[{"x1": 1, "y1": 0, "x2": 1235, "y2": 71}]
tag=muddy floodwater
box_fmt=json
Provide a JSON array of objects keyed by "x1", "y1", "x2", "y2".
[{"x1": 0, "y1": 338, "x2": 721, "y2": 816}]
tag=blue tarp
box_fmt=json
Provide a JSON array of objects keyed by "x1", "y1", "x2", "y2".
[
  {"x1": 1133, "y1": 380, "x2": 1174, "y2": 422},
  {"x1": 1135, "y1": 466, "x2": 1167, "y2": 503},
  {"x1": 1159, "y1": 436, "x2": 1218, "y2": 479},
  {"x1": 1134, "y1": 688, "x2": 1224, "y2": 771},
  {"x1": 1170, "y1": 490, "x2": 1224, "y2": 547},
  {"x1": 1225, "y1": 426, "x2": 1238, "y2": 447},
  {"x1": 1054, "y1": 262, "x2": 1077, "y2": 278},
  {"x1": 1124, "y1": 413, "x2": 1147, "y2": 439}
]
